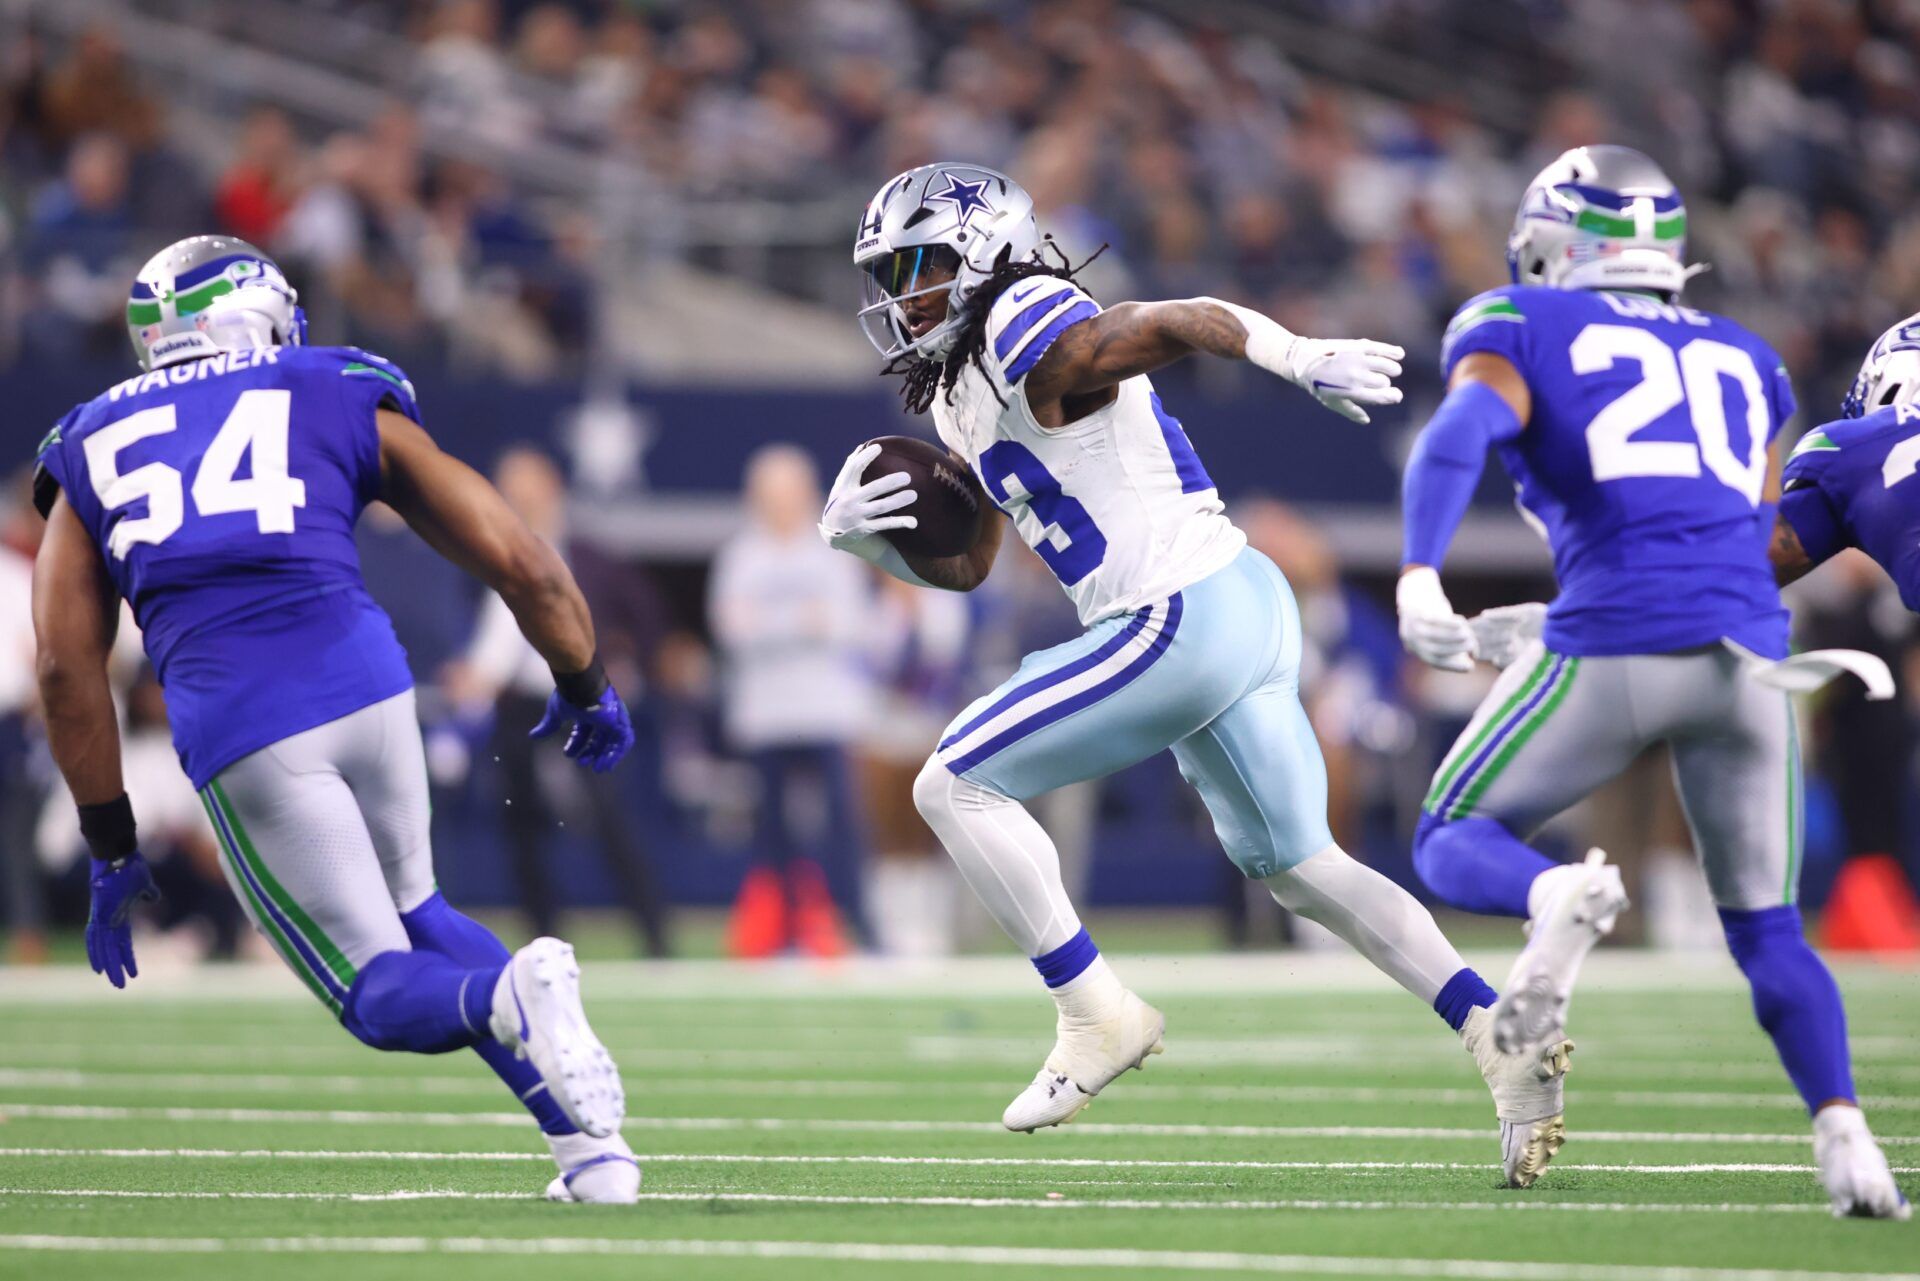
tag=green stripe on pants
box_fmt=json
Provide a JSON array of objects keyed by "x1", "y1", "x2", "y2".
[
  {"x1": 1783, "y1": 699, "x2": 1802, "y2": 905},
  {"x1": 199, "y1": 790, "x2": 341, "y2": 1015},
  {"x1": 1448, "y1": 656, "x2": 1582, "y2": 820},
  {"x1": 209, "y1": 779, "x2": 359, "y2": 990},
  {"x1": 1424, "y1": 650, "x2": 1555, "y2": 812}
]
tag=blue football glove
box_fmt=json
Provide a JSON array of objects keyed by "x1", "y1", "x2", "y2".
[
  {"x1": 86, "y1": 852, "x2": 160, "y2": 989},
  {"x1": 529, "y1": 683, "x2": 634, "y2": 774}
]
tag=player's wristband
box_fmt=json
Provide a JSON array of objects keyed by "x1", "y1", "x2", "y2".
[
  {"x1": 1203, "y1": 298, "x2": 1299, "y2": 381},
  {"x1": 553, "y1": 655, "x2": 610, "y2": 709},
  {"x1": 77, "y1": 793, "x2": 138, "y2": 863}
]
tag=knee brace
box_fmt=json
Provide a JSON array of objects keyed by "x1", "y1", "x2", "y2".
[
  {"x1": 1411, "y1": 812, "x2": 1550, "y2": 918},
  {"x1": 402, "y1": 891, "x2": 512, "y2": 968},
  {"x1": 340, "y1": 948, "x2": 496, "y2": 1054}
]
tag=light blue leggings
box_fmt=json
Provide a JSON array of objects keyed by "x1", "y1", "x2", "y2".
[{"x1": 935, "y1": 547, "x2": 1333, "y2": 878}]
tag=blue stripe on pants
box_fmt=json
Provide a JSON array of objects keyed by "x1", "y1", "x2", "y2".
[{"x1": 944, "y1": 596, "x2": 1182, "y2": 777}]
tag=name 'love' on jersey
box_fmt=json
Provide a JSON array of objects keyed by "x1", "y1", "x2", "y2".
[
  {"x1": 1442, "y1": 284, "x2": 1793, "y2": 659},
  {"x1": 1781, "y1": 404, "x2": 1920, "y2": 611},
  {"x1": 32, "y1": 345, "x2": 417, "y2": 787},
  {"x1": 930, "y1": 279, "x2": 1246, "y2": 626}
]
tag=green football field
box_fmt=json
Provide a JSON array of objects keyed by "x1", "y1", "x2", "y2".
[{"x1": 0, "y1": 947, "x2": 1914, "y2": 1280}]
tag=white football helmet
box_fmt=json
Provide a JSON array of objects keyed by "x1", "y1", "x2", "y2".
[
  {"x1": 1508, "y1": 145, "x2": 1696, "y2": 297},
  {"x1": 854, "y1": 163, "x2": 1042, "y2": 364},
  {"x1": 126, "y1": 234, "x2": 306, "y2": 371},
  {"x1": 1843, "y1": 312, "x2": 1920, "y2": 418}
]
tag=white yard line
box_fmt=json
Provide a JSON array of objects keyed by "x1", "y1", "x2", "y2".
[
  {"x1": 1, "y1": 1103, "x2": 1900, "y2": 1146},
  {"x1": 0, "y1": 1187, "x2": 1833, "y2": 1215},
  {"x1": 0, "y1": 1234, "x2": 1914, "y2": 1280},
  {"x1": 6, "y1": 1042, "x2": 1920, "y2": 1085},
  {"x1": 5, "y1": 1067, "x2": 1914, "y2": 1113},
  {"x1": 0, "y1": 950, "x2": 1782, "y2": 1002},
  {"x1": 6, "y1": 1147, "x2": 1911, "y2": 1175},
  {"x1": 0, "y1": 1187, "x2": 525, "y2": 1202},
  {"x1": 905, "y1": 1036, "x2": 1920, "y2": 1066}
]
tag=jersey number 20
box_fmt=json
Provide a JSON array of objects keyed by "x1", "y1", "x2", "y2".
[
  {"x1": 84, "y1": 390, "x2": 308, "y2": 559},
  {"x1": 1573, "y1": 324, "x2": 1770, "y2": 505}
]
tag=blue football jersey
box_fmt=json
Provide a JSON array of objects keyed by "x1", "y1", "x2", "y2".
[
  {"x1": 1442, "y1": 285, "x2": 1794, "y2": 659},
  {"x1": 33, "y1": 345, "x2": 418, "y2": 786},
  {"x1": 1780, "y1": 405, "x2": 1920, "y2": 611}
]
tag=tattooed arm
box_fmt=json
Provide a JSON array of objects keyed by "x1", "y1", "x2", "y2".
[
  {"x1": 1769, "y1": 511, "x2": 1818, "y2": 586},
  {"x1": 901, "y1": 505, "x2": 1007, "y2": 592},
  {"x1": 1025, "y1": 298, "x2": 1404, "y2": 427},
  {"x1": 1025, "y1": 300, "x2": 1253, "y2": 406}
]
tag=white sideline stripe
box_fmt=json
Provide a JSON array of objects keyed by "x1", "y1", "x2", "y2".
[
  {"x1": 9, "y1": 1148, "x2": 1914, "y2": 1175},
  {"x1": 12, "y1": 1068, "x2": 1914, "y2": 1112},
  {"x1": 0, "y1": 1188, "x2": 1833, "y2": 1215},
  {"x1": 4, "y1": 1103, "x2": 1905, "y2": 1146},
  {"x1": 2, "y1": 1235, "x2": 1916, "y2": 1280}
]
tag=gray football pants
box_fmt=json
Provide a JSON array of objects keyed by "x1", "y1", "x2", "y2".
[
  {"x1": 198, "y1": 690, "x2": 437, "y2": 1016},
  {"x1": 1424, "y1": 641, "x2": 1799, "y2": 910}
]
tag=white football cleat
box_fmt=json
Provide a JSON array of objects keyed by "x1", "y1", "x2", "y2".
[
  {"x1": 1002, "y1": 988, "x2": 1165, "y2": 1132},
  {"x1": 544, "y1": 1130, "x2": 642, "y2": 1204},
  {"x1": 1814, "y1": 1106, "x2": 1912, "y2": 1220},
  {"x1": 1491, "y1": 848, "x2": 1628, "y2": 1054},
  {"x1": 491, "y1": 937, "x2": 624, "y2": 1139},
  {"x1": 1463, "y1": 1005, "x2": 1572, "y2": 1189}
]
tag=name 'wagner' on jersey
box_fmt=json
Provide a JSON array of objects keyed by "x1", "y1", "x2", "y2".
[
  {"x1": 930, "y1": 280, "x2": 1246, "y2": 625},
  {"x1": 32, "y1": 344, "x2": 418, "y2": 788},
  {"x1": 1441, "y1": 284, "x2": 1794, "y2": 659}
]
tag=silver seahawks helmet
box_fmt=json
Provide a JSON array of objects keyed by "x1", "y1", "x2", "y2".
[
  {"x1": 854, "y1": 163, "x2": 1042, "y2": 364},
  {"x1": 1842, "y1": 312, "x2": 1920, "y2": 418},
  {"x1": 1508, "y1": 145, "x2": 1695, "y2": 296},
  {"x1": 126, "y1": 234, "x2": 306, "y2": 371}
]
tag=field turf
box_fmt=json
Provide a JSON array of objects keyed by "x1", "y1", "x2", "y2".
[{"x1": 0, "y1": 947, "x2": 1914, "y2": 1280}]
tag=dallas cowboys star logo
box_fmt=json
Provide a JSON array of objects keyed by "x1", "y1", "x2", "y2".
[{"x1": 927, "y1": 172, "x2": 994, "y2": 228}]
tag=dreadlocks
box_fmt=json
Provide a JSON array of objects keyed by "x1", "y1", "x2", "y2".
[{"x1": 892, "y1": 240, "x2": 1106, "y2": 415}]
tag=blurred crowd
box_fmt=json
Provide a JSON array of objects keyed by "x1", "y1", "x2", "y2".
[
  {"x1": 6, "y1": 0, "x2": 1920, "y2": 962},
  {"x1": 5, "y1": 1, "x2": 1920, "y2": 408}
]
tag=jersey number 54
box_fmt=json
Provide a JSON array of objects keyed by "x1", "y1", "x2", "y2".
[{"x1": 83, "y1": 390, "x2": 308, "y2": 559}]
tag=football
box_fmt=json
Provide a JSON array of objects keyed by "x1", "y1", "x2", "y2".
[{"x1": 861, "y1": 434, "x2": 986, "y2": 559}]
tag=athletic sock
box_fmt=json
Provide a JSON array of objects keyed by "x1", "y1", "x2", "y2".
[
  {"x1": 1412, "y1": 813, "x2": 1555, "y2": 918},
  {"x1": 401, "y1": 892, "x2": 578, "y2": 1135},
  {"x1": 1433, "y1": 966, "x2": 1499, "y2": 1033},
  {"x1": 914, "y1": 761, "x2": 1081, "y2": 957},
  {"x1": 1032, "y1": 927, "x2": 1100, "y2": 988},
  {"x1": 1265, "y1": 844, "x2": 1473, "y2": 1006},
  {"x1": 1720, "y1": 905, "x2": 1856, "y2": 1113}
]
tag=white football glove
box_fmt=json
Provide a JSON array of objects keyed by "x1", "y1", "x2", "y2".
[
  {"x1": 1467, "y1": 603, "x2": 1549, "y2": 670},
  {"x1": 819, "y1": 442, "x2": 917, "y2": 560},
  {"x1": 1207, "y1": 299, "x2": 1406, "y2": 424},
  {"x1": 1397, "y1": 566, "x2": 1475, "y2": 672},
  {"x1": 1280, "y1": 336, "x2": 1407, "y2": 424}
]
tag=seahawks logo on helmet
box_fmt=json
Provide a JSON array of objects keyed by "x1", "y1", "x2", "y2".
[
  {"x1": 1508, "y1": 145, "x2": 1697, "y2": 298},
  {"x1": 1843, "y1": 314, "x2": 1920, "y2": 418},
  {"x1": 125, "y1": 235, "x2": 306, "y2": 372}
]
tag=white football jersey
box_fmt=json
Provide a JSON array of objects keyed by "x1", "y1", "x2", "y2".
[{"x1": 931, "y1": 280, "x2": 1245, "y2": 626}]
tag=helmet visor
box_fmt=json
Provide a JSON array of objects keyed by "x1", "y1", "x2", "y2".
[{"x1": 862, "y1": 244, "x2": 962, "y2": 299}]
